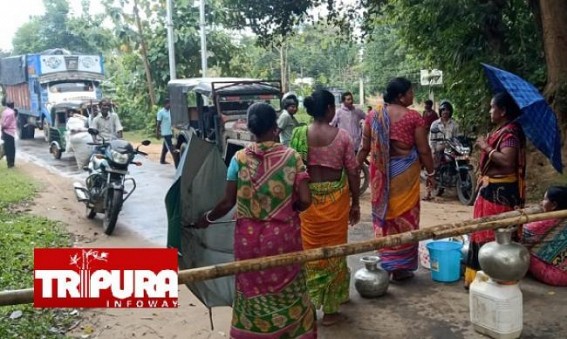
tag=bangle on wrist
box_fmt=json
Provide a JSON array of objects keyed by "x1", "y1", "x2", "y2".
[
  {"x1": 205, "y1": 210, "x2": 215, "y2": 223},
  {"x1": 427, "y1": 170, "x2": 436, "y2": 177}
]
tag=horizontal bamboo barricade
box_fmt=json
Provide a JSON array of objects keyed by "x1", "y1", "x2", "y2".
[{"x1": 3, "y1": 207, "x2": 567, "y2": 307}]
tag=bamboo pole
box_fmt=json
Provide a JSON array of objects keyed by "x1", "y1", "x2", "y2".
[
  {"x1": 0, "y1": 289, "x2": 33, "y2": 307},
  {"x1": 177, "y1": 208, "x2": 567, "y2": 284},
  {"x1": 2, "y1": 207, "x2": 566, "y2": 307}
]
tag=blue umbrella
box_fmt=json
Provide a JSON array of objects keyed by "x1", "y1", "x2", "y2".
[{"x1": 482, "y1": 63, "x2": 563, "y2": 173}]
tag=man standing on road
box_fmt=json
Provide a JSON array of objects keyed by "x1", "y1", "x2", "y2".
[
  {"x1": 423, "y1": 99, "x2": 438, "y2": 132},
  {"x1": 331, "y1": 91, "x2": 366, "y2": 152},
  {"x1": 1, "y1": 98, "x2": 17, "y2": 168},
  {"x1": 91, "y1": 99, "x2": 123, "y2": 141},
  {"x1": 156, "y1": 99, "x2": 178, "y2": 167},
  {"x1": 277, "y1": 95, "x2": 299, "y2": 146}
]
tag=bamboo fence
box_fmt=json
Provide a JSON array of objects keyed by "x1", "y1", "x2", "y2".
[{"x1": 2, "y1": 207, "x2": 567, "y2": 307}]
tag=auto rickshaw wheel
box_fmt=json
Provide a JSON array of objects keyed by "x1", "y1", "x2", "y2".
[{"x1": 50, "y1": 144, "x2": 62, "y2": 160}]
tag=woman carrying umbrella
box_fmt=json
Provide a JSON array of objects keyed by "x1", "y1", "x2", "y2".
[
  {"x1": 464, "y1": 92, "x2": 526, "y2": 288},
  {"x1": 197, "y1": 102, "x2": 316, "y2": 338}
]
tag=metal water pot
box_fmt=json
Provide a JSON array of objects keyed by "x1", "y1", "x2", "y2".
[
  {"x1": 478, "y1": 228, "x2": 530, "y2": 283},
  {"x1": 354, "y1": 256, "x2": 389, "y2": 298}
]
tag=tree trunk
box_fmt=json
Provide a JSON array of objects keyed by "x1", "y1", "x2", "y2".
[
  {"x1": 536, "y1": 0, "x2": 567, "y2": 146},
  {"x1": 133, "y1": 0, "x2": 157, "y2": 108}
]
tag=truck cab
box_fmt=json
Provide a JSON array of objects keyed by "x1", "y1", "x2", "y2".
[
  {"x1": 0, "y1": 49, "x2": 104, "y2": 139},
  {"x1": 168, "y1": 78, "x2": 282, "y2": 163}
]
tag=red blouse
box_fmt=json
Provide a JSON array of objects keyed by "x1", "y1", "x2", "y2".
[{"x1": 364, "y1": 109, "x2": 425, "y2": 146}]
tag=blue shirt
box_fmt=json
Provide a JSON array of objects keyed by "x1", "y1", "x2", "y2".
[{"x1": 157, "y1": 108, "x2": 172, "y2": 136}]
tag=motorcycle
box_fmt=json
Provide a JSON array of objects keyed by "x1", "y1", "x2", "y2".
[
  {"x1": 425, "y1": 127, "x2": 477, "y2": 205},
  {"x1": 73, "y1": 128, "x2": 151, "y2": 235}
]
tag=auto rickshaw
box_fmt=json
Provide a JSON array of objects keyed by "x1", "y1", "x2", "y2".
[{"x1": 48, "y1": 101, "x2": 85, "y2": 159}]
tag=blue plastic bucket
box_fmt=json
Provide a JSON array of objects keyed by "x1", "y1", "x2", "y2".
[{"x1": 426, "y1": 241, "x2": 463, "y2": 282}]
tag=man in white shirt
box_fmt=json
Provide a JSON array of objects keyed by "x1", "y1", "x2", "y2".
[
  {"x1": 91, "y1": 99, "x2": 123, "y2": 141},
  {"x1": 330, "y1": 91, "x2": 366, "y2": 152}
]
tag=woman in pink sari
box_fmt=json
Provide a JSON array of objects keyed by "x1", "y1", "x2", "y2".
[
  {"x1": 198, "y1": 103, "x2": 316, "y2": 338},
  {"x1": 522, "y1": 186, "x2": 567, "y2": 286}
]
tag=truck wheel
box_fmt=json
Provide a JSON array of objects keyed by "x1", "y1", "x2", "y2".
[
  {"x1": 17, "y1": 117, "x2": 25, "y2": 139},
  {"x1": 25, "y1": 124, "x2": 35, "y2": 139}
]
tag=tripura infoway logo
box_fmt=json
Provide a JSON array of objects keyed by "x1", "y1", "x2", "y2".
[{"x1": 34, "y1": 248, "x2": 178, "y2": 308}]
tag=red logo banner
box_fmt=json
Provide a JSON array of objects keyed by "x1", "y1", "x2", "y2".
[{"x1": 34, "y1": 248, "x2": 178, "y2": 308}]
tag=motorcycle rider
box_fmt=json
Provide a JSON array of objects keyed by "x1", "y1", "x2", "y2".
[
  {"x1": 90, "y1": 99, "x2": 123, "y2": 141},
  {"x1": 429, "y1": 101, "x2": 460, "y2": 165},
  {"x1": 425, "y1": 101, "x2": 460, "y2": 200}
]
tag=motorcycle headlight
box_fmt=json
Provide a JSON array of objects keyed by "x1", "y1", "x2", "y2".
[
  {"x1": 110, "y1": 150, "x2": 130, "y2": 165},
  {"x1": 456, "y1": 146, "x2": 471, "y2": 155}
]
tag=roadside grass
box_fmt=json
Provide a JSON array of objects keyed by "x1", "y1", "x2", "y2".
[{"x1": 0, "y1": 163, "x2": 77, "y2": 338}]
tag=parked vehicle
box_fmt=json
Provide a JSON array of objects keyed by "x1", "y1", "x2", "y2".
[
  {"x1": 0, "y1": 48, "x2": 104, "y2": 139},
  {"x1": 168, "y1": 78, "x2": 282, "y2": 163},
  {"x1": 48, "y1": 101, "x2": 85, "y2": 159},
  {"x1": 424, "y1": 127, "x2": 477, "y2": 205},
  {"x1": 73, "y1": 128, "x2": 150, "y2": 235}
]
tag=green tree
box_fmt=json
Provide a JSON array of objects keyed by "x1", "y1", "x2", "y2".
[
  {"x1": 12, "y1": 0, "x2": 113, "y2": 54},
  {"x1": 101, "y1": 0, "x2": 246, "y2": 132},
  {"x1": 221, "y1": 0, "x2": 567, "y2": 141}
]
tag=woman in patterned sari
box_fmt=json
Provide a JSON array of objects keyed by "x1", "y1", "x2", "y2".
[
  {"x1": 357, "y1": 77, "x2": 435, "y2": 281},
  {"x1": 464, "y1": 92, "x2": 526, "y2": 288},
  {"x1": 522, "y1": 186, "x2": 567, "y2": 286},
  {"x1": 198, "y1": 103, "x2": 316, "y2": 338},
  {"x1": 290, "y1": 89, "x2": 360, "y2": 326}
]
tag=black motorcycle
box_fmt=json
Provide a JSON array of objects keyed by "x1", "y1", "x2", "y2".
[
  {"x1": 73, "y1": 128, "x2": 150, "y2": 235},
  {"x1": 425, "y1": 128, "x2": 477, "y2": 205}
]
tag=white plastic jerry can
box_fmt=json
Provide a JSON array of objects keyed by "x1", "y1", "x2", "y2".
[{"x1": 469, "y1": 271, "x2": 523, "y2": 339}]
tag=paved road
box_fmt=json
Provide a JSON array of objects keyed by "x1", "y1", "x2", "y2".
[{"x1": 17, "y1": 131, "x2": 176, "y2": 245}]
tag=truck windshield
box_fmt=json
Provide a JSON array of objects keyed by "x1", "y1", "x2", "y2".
[{"x1": 49, "y1": 81, "x2": 95, "y2": 93}]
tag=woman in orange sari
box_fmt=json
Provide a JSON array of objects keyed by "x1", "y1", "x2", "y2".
[
  {"x1": 464, "y1": 92, "x2": 526, "y2": 288},
  {"x1": 290, "y1": 89, "x2": 360, "y2": 326},
  {"x1": 357, "y1": 77, "x2": 435, "y2": 281}
]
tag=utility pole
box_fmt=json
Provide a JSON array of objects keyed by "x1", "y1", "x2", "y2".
[
  {"x1": 358, "y1": 47, "x2": 364, "y2": 107},
  {"x1": 166, "y1": 0, "x2": 176, "y2": 80},
  {"x1": 199, "y1": 0, "x2": 207, "y2": 78}
]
